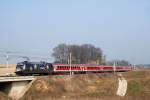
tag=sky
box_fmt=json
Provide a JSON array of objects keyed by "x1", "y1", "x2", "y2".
[{"x1": 0, "y1": 0, "x2": 150, "y2": 64}]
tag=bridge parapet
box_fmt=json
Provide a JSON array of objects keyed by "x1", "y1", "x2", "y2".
[{"x1": 0, "y1": 76, "x2": 35, "y2": 82}]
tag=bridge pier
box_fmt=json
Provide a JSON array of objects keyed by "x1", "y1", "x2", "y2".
[
  {"x1": 9, "y1": 81, "x2": 30, "y2": 100},
  {"x1": 0, "y1": 76, "x2": 35, "y2": 100}
]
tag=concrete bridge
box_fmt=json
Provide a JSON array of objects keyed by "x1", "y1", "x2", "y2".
[{"x1": 0, "y1": 76, "x2": 36, "y2": 100}]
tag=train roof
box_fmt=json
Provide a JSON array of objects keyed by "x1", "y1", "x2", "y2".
[
  {"x1": 52, "y1": 63, "x2": 131, "y2": 67},
  {"x1": 17, "y1": 61, "x2": 51, "y2": 65}
]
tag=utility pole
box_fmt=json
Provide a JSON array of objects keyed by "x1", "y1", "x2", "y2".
[
  {"x1": 103, "y1": 55, "x2": 106, "y2": 65},
  {"x1": 69, "y1": 52, "x2": 72, "y2": 76},
  {"x1": 113, "y1": 61, "x2": 116, "y2": 74}
]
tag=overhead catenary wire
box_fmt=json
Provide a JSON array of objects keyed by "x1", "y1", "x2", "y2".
[{"x1": 0, "y1": 49, "x2": 53, "y2": 65}]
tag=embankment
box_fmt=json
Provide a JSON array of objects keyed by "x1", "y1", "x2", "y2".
[{"x1": 0, "y1": 70, "x2": 150, "y2": 100}]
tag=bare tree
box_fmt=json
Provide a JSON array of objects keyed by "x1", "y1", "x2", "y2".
[
  {"x1": 52, "y1": 43, "x2": 103, "y2": 64},
  {"x1": 52, "y1": 44, "x2": 69, "y2": 63}
]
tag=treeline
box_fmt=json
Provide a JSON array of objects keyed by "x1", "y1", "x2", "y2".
[
  {"x1": 105, "y1": 60, "x2": 130, "y2": 66},
  {"x1": 52, "y1": 44, "x2": 103, "y2": 64},
  {"x1": 52, "y1": 43, "x2": 130, "y2": 66}
]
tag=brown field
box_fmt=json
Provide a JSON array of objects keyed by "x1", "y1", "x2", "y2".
[{"x1": 0, "y1": 64, "x2": 16, "y2": 76}]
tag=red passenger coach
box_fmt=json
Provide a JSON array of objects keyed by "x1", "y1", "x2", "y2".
[{"x1": 52, "y1": 64, "x2": 132, "y2": 74}]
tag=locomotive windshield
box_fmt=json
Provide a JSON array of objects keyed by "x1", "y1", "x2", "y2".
[{"x1": 17, "y1": 63, "x2": 24, "y2": 66}]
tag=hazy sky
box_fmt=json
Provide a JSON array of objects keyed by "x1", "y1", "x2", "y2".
[{"x1": 0, "y1": 0, "x2": 150, "y2": 64}]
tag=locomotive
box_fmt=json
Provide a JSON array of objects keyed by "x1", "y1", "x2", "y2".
[
  {"x1": 15, "y1": 61, "x2": 132, "y2": 75},
  {"x1": 16, "y1": 61, "x2": 53, "y2": 75}
]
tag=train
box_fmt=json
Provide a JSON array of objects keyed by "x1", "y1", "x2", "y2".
[{"x1": 15, "y1": 61, "x2": 132, "y2": 75}]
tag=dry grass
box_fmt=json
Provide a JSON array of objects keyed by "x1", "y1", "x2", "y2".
[
  {"x1": 0, "y1": 69, "x2": 150, "y2": 100},
  {"x1": 0, "y1": 91, "x2": 11, "y2": 100},
  {"x1": 125, "y1": 70, "x2": 150, "y2": 99},
  {"x1": 21, "y1": 74, "x2": 118, "y2": 100},
  {"x1": 21, "y1": 71, "x2": 150, "y2": 100}
]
